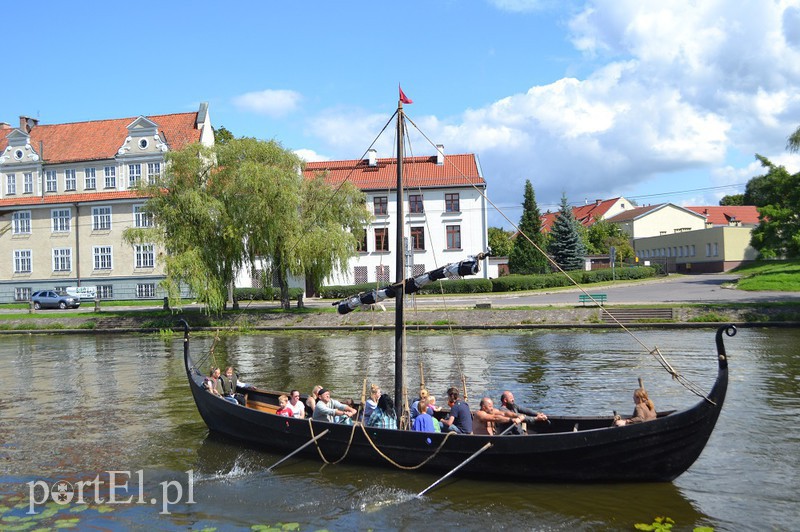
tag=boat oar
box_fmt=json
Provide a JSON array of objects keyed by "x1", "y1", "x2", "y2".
[
  {"x1": 416, "y1": 441, "x2": 493, "y2": 497},
  {"x1": 267, "y1": 429, "x2": 330, "y2": 472}
]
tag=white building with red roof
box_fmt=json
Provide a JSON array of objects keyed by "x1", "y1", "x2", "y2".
[{"x1": 0, "y1": 104, "x2": 213, "y2": 303}]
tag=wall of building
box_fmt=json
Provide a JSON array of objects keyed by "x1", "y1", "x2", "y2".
[{"x1": 634, "y1": 226, "x2": 757, "y2": 273}]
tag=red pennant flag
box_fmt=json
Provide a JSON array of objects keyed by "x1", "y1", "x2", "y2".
[{"x1": 399, "y1": 85, "x2": 413, "y2": 104}]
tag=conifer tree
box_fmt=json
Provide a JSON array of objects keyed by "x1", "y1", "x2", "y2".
[
  {"x1": 548, "y1": 193, "x2": 586, "y2": 271},
  {"x1": 508, "y1": 180, "x2": 549, "y2": 274}
]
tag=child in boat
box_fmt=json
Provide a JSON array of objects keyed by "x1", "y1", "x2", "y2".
[
  {"x1": 615, "y1": 388, "x2": 656, "y2": 426},
  {"x1": 275, "y1": 395, "x2": 293, "y2": 417},
  {"x1": 204, "y1": 366, "x2": 222, "y2": 396},
  {"x1": 412, "y1": 398, "x2": 436, "y2": 432}
]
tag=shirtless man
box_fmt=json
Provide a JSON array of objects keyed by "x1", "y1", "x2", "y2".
[{"x1": 473, "y1": 397, "x2": 524, "y2": 435}]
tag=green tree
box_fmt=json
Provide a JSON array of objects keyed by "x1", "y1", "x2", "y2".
[
  {"x1": 719, "y1": 194, "x2": 745, "y2": 206},
  {"x1": 213, "y1": 126, "x2": 235, "y2": 145},
  {"x1": 747, "y1": 154, "x2": 800, "y2": 259},
  {"x1": 125, "y1": 138, "x2": 369, "y2": 313},
  {"x1": 787, "y1": 125, "x2": 800, "y2": 153},
  {"x1": 585, "y1": 217, "x2": 634, "y2": 260},
  {"x1": 488, "y1": 227, "x2": 513, "y2": 257},
  {"x1": 548, "y1": 193, "x2": 587, "y2": 271},
  {"x1": 508, "y1": 180, "x2": 549, "y2": 274}
]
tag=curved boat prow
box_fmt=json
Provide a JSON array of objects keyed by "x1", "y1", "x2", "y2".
[{"x1": 715, "y1": 324, "x2": 735, "y2": 370}]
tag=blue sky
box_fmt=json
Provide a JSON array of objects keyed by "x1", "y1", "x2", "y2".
[{"x1": 5, "y1": 0, "x2": 800, "y2": 228}]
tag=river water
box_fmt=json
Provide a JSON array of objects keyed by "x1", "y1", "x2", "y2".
[{"x1": 1, "y1": 327, "x2": 798, "y2": 531}]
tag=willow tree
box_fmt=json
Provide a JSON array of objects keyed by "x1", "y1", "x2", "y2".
[{"x1": 125, "y1": 138, "x2": 369, "y2": 313}]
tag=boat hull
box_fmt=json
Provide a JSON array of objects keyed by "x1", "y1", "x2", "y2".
[{"x1": 183, "y1": 325, "x2": 731, "y2": 483}]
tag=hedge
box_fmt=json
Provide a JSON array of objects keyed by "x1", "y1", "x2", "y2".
[
  {"x1": 319, "y1": 278, "x2": 492, "y2": 299},
  {"x1": 234, "y1": 287, "x2": 304, "y2": 301}
]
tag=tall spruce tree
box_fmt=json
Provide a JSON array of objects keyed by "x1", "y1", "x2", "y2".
[
  {"x1": 548, "y1": 193, "x2": 586, "y2": 271},
  {"x1": 508, "y1": 180, "x2": 549, "y2": 274}
]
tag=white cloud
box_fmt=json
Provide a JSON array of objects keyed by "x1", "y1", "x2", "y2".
[
  {"x1": 294, "y1": 149, "x2": 328, "y2": 163},
  {"x1": 232, "y1": 89, "x2": 303, "y2": 117}
]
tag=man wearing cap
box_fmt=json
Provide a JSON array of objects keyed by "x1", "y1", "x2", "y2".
[{"x1": 312, "y1": 388, "x2": 357, "y2": 423}]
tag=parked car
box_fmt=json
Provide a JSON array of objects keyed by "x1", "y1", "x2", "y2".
[{"x1": 30, "y1": 290, "x2": 81, "y2": 310}]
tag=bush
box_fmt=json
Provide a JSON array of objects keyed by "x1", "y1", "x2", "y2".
[
  {"x1": 320, "y1": 278, "x2": 492, "y2": 299},
  {"x1": 233, "y1": 286, "x2": 302, "y2": 301}
]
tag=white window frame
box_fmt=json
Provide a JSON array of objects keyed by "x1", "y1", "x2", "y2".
[
  {"x1": 92, "y1": 206, "x2": 112, "y2": 231},
  {"x1": 128, "y1": 163, "x2": 141, "y2": 187},
  {"x1": 45, "y1": 170, "x2": 57, "y2": 192},
  {"x1": 97, "y1": 285, "x2": 113, "y2": 299},
  {"x1": 84, "y1": 167, "x2": 96, "y2": 189},
  {"x1": 93, "y1": 246, "x2": 112, "y2": 270},
  {"x1": 136, "y1": 283, "x2": 156, "y2": 298},
  {"x1": 53, "y1": 248, "x2": 72, "y2": 272},
  {"x1": 104, "y1": 166, "x2": 116, "y2": 188},
  {"x1": 65, "y1": 169, "x2": 76, "y2": 190},
  {"x1": 51, "y1": 208, "x2": 71, "y2": 233},
  {"x1": 6, "y1": 173, "x2": 16, "y2": 195},
  {"x1": 14, "y1": 249, "x2": 32, "y2": 273},
  {"x1": 12, "y1": 211, "x2": 31, "y2": 234},
  {"x1": 23, "y1": 172, "x2": 33, "y2": 194},
  {"x1": 15, "y1": 287, "x2": 31, "y2": 301},
  {"x1": 146, "y1": 162, "x2": 161, "y2": 184},
  {"x1": 134, "y1": 244, "x2": 155, "y2": 268},
  {"x1": 134, "y1": 204, "x2": 152, "y2": 228}
]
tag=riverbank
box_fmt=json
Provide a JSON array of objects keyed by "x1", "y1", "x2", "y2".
[{"x1": 2, "y1": 302, "x2": 799, "y2": 333}]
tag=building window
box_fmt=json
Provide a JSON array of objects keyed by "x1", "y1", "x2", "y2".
[
  {"x1": 374, "y1": 196, "x2": 388, "y2": 216},
  {"x1": 136, "y1": 283, "x2": 156, "y2": 298},
  {"x1": 147, "y1": 162, "x2": 161, "y2": 184},
  {"x1": 376, "y1": 265, "x2": 391, "y2": 284},
  {"x1": 135, "y1": 244, "x2": 155, "y2": 268},
  {"x1": 6, "y1": 173, "x2": 16, "y2": 195},
  {"x1": 23, "y1": 173, "x2": 33, "y2": 193},
  {"x1": 14, "y1": 250, "x2": 32, "y2": 273},
  {"x1": 97, "y1": 285, "x2": 113, "y2": 299},
  {"x1": 412, "y1": 264, "x2": 426, "y2": 276},
  {"x1": 93, "y1": 246, "x2": 112, "y2": 270},
  {"x1": 92, "y1": 206, "x2": 112, "y2": 230},
  {"x1": 706, "y1": 243, "x2": 711, "y2": 257},
  {"x1": 134, "y1": 205, "x2": 152, "y2": 228},
  {"x1": 52, "y1": 209, "x2": 71, "y2": 232},
  {"x1": 445, "y1": 193, "x2": 460, "y2": 213},
  {"x1": 65, "y1": 169, "x2": 76, "y2": 190},
  {"x1": 53, "y1": 248, "x2": 72, "y2": 272},
  {"x1": 375, "y1": 228, "x2": 389, "y2": 251},
  {"x1": 446, "y1": 225, "x2": 461, "y2": 250},
  {"x1": 409, "y1": 194, "x2": 424, "y2": 214},
  {"x1": 355, "y1": 228, "x2": 367, "y2": 252},
  {"x1": 691, "y1": 245, "x2": 696, "y2": 257},
  {"x1": 713, "y1": 243, "x2": 719, "y2": 257},
  {"x1": 354, "y1": 265, "x2": 368, "y2": 284},
  {"x1": 15, "y1": 287, "x2": 31, "y2": 301},
  {"x1": 104, "y1": 166, "x2": 116, "y2": 188},
  {"x1": 410, "y1": 226, "x2": 425, "y2": 250},
  {"x1": 128, "y1": 164, "x2": 141, "y2": 187},
  {"x1": 12, "y1": 211, "x2": 31, "y2": 234},
  {"x1": 45, "y1": 170, "x2": 57, "y2": 192},
  {"x1": 84, "y1": 167, "x2": 96, "y2": 189}
]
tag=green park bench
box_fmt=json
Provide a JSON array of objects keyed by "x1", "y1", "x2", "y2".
[{"x1": 578, "y1": 293, "x2": 607, "y2": 306}]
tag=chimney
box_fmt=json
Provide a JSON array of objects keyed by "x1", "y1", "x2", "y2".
[
  {"x1": 0, "y1": 122, "x2": 11, "y2": 130},
  {"x1": 367, "y1": 149, "x2": 377, "y2": 167},
  {"x1": 595, "y1": 199, "x2": 601, "y2": 206},
  {"x1": 436, "y1": 144, "x2": 444, "y2": 165},
  {"x1": 19, "y1": 116, "x2": 38, "y2": 133}
]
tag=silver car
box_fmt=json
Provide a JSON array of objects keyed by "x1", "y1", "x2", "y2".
[{"x1": 31, "y1": 290, "x2": 81, "y2": 310}]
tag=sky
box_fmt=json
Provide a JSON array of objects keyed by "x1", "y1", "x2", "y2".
[{"x1": 4, "y1": 0, "x2": 800, "y2": 228}]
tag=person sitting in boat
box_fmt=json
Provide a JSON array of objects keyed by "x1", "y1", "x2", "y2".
[
  {"x1": 410, "y1": 389, "x2": 438, "y2": 425},
  {"x1": 474, "y1": 397, "x2": 524, "y2": 436},
  {"x1": 275, "y1": 395, "x2": 293, "y2": 417},
  {"x1": 219, "y1": 366, "x2": 249, "y2": 405},
  {"x1": 306, "y1": 385, "x2": 323, "y2": 413},
  {"x1": 411, "y1": 398, "x2": 438, "y2": 432},
  {"x1": 204, "y1": 367, "x2": 223, "y2": 397},
  {"x1": 364, "y1": 384, "x2": 381, "y2": 420},
  {"x1": 614, "y1": 388, "x2": 657, "y2": 426},
  {"x1": 312, "y1": 388, "x2": 357, "y2": 424},
  {"x1": 439, "y1": 387, "x2": 473, "y2": 434},
  {"x1": 366, "y1": 394, "x2": 398, "y2": 429},
  {"x1": 288, "y1": 389, "x2": 305, "y2": 419},
  {"x1": 499, "y1": 391, "x2": 548, "y2": 424}
]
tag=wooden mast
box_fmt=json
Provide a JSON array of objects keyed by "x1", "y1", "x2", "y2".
[{"x1": 394, "y1": 100, "x2": 405, "y2": 420}]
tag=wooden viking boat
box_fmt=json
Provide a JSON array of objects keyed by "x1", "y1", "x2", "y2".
[{"x1": 183, "y1": 95, "x2": 733, "y2": 483}]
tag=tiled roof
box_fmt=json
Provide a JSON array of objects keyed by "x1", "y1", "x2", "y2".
[
  {"x1": 0, "y1": 112, "x2": 201, "y2": 164},
  {"x1": 304, "y1": 154, "x2": 484, "y2": 190},
  {"x1": 605, "y1": 204, "x2": 665, "y2": 223},
  {"x1": 541, "y1": 197, "x2": 625, "y2": 232},
  {"x1": 0, "y1": 190, "x2": 144, "y2": 209},
  {"x1": 685, "y1": 206, "x2": 761, "y2": 225}
]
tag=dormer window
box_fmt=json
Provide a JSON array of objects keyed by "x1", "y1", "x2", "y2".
[{"x1": 138, "y1": 138, "x2": 149, "y2": 150}]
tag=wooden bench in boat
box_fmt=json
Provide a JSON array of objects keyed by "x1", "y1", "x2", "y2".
[
  {"x1": 578, "y1": 293, "x2": 607, "y2": 306},
  {"x1": 245, "y1": 397, "x2": 281, "y2": 414}
]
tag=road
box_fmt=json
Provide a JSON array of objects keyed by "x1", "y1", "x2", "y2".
[{"x1": 404, "y1": 273, "x2": 800, "y2": 308}]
